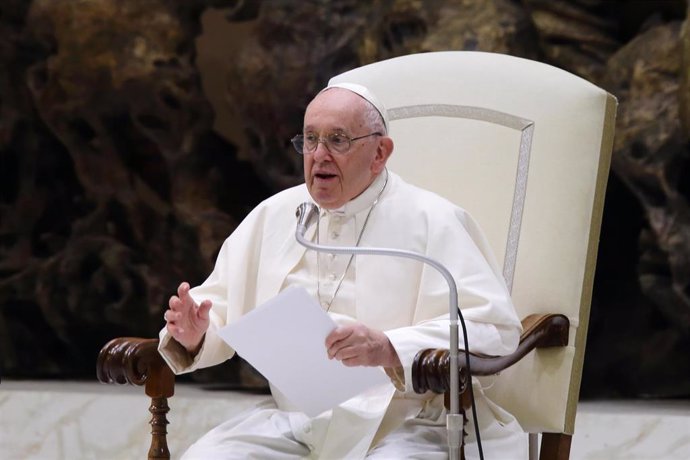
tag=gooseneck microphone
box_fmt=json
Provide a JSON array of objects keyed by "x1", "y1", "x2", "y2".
[
  {"x1": 295, "y1": 202, "x2": 482, "y2": 460},
  {"x1": 295, "y1": 202, "x2": 320, "y2": 240}
]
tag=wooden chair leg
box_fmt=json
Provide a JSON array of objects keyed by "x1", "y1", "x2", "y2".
[
  {"x1": 144, "y1": 347, "x2": 175, "y2": 460},
  {"x1": 539, "y1": 433, "x2": 572, "y2": 460},
  {"x1": 148, "y1": 396, "x2": 171, "y2": 460}
]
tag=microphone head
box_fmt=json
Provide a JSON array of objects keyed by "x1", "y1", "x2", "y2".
[{"x1": 295, "y1": 202, "x2": 319, "y2": 237}]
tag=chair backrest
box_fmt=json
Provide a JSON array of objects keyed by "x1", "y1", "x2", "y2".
[{"x1": 329, "y1": 51, "x2": 616, "y2": 435}]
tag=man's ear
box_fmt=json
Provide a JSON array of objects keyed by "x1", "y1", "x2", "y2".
[{"x1": 372, "y1": 136, "x2": 394, "y2": 173}]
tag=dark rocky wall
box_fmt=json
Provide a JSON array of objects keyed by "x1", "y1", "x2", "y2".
[{"x1": 0, "y1": 0, "x2": 688, "y2": 398}]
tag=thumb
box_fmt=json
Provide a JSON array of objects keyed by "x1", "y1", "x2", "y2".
[{"x1": 197, "y1": 299, "x2": 213, "y2": 320}]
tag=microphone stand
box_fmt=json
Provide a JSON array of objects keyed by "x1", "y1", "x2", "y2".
[{"x1": 295, "y1": 203, "x2": 479, "y2": 460}]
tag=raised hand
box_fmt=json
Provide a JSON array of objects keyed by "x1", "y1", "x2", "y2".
[
  {"x1": 164, "y1": 282, "x2": 212, "y2": 354},
  {"x1": 325, "y1": 323, "x2": 401, "y2": 368}
]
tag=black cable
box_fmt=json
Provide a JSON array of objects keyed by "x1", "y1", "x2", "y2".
[{"x1": 457, "y1": 305, "x2": 484, "y2": 460}]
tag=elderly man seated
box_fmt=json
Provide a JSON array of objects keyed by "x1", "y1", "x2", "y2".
[{"x1": 159, "y1": 82, "x2": 528, "y2": 459}]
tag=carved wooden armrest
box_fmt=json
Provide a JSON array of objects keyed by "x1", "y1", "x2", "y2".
[
  {"x1": 97, "y1": 337, "x2": 175, "y2": 460},
  {"x1": 412, "y1": 313, "x2": 570, "y2": 394}
]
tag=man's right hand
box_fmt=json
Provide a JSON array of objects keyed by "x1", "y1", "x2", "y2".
[{"x1": 164, "y1": 282, "x2": 212, "y2": 354}]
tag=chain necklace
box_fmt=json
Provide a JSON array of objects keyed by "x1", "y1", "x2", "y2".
[{"x1": 316, "y1": 169, "x2": 389, "y2": 312}]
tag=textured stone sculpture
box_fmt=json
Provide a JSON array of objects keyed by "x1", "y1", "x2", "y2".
[{"x1": 0, "y1": 0, "x2": 269, "y2": 386}]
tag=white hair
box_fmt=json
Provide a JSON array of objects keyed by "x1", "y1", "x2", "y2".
[{"x1": 361, "y1": 99, "x2": 387, "y2": 134}]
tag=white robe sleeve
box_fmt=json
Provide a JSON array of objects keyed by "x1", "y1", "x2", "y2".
[
  {"x1": 158, "y1": 203, "x2": 270, "y2": 375},
  {"x1": 383, "y1": 206, "x2": 522, "y2": 394}
]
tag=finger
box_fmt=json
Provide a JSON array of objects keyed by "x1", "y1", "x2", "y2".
[
  {"x1": 177, "y1": 281, "x2": 190, "y2": 297},
  {"x1": 325, "y1": 326, "x2": 352, "y2": 348},
  {"x1": 168, "y1": 321, "x2": 186, "y2": 334},
  {"x1": 165, "y1": 310, "x2": 182, "y2": 323},
  {"x1": 334, "y1": 343, "x2": 360, "y2": 361},
  {"x1": 341, "y1": 357, "x2": 362, "y2": 367},
  {"x1": 166, "y1": 322, "x2": 183, "y2": 336},
  {"x1": 326, "y1": 339, "x2": 344, "y2": 359},
  {"x1": 177, "y1": 282, "x2": 192, "y2": 304},
  {"x1": 169, "y1": 295, "x2": 182, "y2": 311},
  {"x1": 328, "y1": 339, "x2": 357, "y2": 360},
  {"x1": 178, "y1": 283, "x2": 201, "y2": 312}
]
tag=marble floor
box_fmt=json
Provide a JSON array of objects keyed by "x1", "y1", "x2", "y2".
[{"x1": 0, "y1": 380, "x2": 688, "y2": 459}]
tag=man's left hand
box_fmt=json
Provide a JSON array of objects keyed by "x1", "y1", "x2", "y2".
[{"x1": 325, "y1": 323, "x2": 402, "y2": 368}]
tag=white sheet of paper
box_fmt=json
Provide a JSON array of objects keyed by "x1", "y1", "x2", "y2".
[{"x1": 217, "y1": 286, "x2": 390, "y2": 417}]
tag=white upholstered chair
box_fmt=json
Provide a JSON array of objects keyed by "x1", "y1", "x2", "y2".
[
  {"x1": 97, "y1": 51, "x2": 616, "y2": 460},
  {"x1": 329, "y1": 51, "x2": 617, "y2": 459}
]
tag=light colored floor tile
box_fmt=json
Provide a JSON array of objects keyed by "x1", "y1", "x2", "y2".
[{"x1": 1, "y1": 381, "x2": 688, "y2": 459}]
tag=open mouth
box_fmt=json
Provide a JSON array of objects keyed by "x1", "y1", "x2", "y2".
[{"x1": 315, "y1": 173, "x2": 337, "y2": 180}]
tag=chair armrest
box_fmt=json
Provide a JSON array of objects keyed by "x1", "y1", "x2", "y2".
[
  {"x1": 412, "y1": 313, "x2": 569, "y2": 394},
  {"x1": 97, "y1": 337, "x2": 175, "y2": 459},
  {"x1": 97, "y1": 337, "x2": 174, "y2": 399}
]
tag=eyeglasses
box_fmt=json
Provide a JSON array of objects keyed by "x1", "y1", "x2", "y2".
[{"x1": 291, "y1": 132, "x2": 382, "y2": 155}]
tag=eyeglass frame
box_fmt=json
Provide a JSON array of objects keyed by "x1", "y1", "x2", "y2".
[{"x1": 291, "y1": 131, "x2": 383, "y2": 155}]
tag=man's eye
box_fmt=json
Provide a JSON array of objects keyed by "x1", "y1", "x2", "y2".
[
  {"x1": 304, "y1": 134, "x2": 318, "y2": 143},
  {"x1": 329, "y1": 134, "x2": 348, "y2": 145}
]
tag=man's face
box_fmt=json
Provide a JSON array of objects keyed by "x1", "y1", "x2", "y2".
[{"x1": 303, "y1": 89, "x2": 392, "y2": 209}]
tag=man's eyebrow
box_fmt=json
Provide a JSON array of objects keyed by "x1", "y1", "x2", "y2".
[{"x1": 302, "y1": 126, "x2": 349, "y2": 134}]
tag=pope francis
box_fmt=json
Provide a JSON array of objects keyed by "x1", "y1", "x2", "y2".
[{"x1": 159, "y1": 82, "x2": 528, "y2": 459}]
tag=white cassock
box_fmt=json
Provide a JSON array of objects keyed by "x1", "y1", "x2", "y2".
[{"x1": 159, "y1": 170, "x2": 528, "y2": 459}]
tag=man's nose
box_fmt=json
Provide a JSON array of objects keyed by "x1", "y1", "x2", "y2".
[{"x1": 312, "y1": 140, "x2": 333, "y2": 161}]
